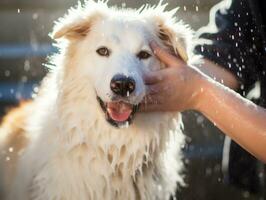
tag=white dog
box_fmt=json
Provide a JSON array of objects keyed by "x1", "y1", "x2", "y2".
[{"x1": 0, "y1": 1, "x2": 194, "y2": 199}]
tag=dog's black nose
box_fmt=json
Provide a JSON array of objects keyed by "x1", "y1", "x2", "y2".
[{"x1": 110, "y1": 74, "x2": 136, "y2": 97}]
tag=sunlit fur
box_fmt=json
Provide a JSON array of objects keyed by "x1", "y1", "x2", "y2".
[{"x1": 0, "y1": 1, "x2": 196, "y2": 199}]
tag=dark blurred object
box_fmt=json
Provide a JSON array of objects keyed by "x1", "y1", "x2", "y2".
[{"x1": 224, "y1": 141, "x2": 265, "y2": 194}]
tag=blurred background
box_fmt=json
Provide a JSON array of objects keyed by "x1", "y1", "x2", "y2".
[{"x1": 0, "y1": 0, "x2": 264, "y2": 199}]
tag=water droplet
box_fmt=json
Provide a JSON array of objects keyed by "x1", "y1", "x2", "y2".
[
  {"x1": 21, "y1": 76, "x2": 28, "y2": 83},
  {"x1": 196, "y1": 116, "x2": 204, "y2": 124},
  {"x1": 24, "y1": 60, "x2": 31, "y2": 71},
  {"x1": 205, "y1": 167, "x2": 212, "y2": 176},
  {"x1": 8, "y1": 147, "x2": 13, "y2": 153},
  {"x1": 32, "y1": 93, "x2": 37, "y2": 99},
  {"x1": 4, "y1": 70, "x2": 10, "y2": 77},
  {"x1": 242, "y1": 191, "x2": 250, "y2": 198},
  {"x1": 32, "y1": 13, "x2": 38, "y2": 20},
  {"x1": 33, "y1": 87, "x2": 39, "y2": 93}
]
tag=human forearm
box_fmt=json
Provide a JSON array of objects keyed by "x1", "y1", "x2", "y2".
[
  {"x1": 196, "y1": 59, "x2": 239, "y2": 90},
  {"x1": 196, "y1": 78, "x2": 266, "y2": 162}
]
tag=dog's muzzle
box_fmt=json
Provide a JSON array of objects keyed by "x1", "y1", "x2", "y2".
[
  {"x1": 97, "y1": 73, "x2": 140, "y2": 128},
  {"x1": 97, "y1": 97, "x2": 139, "y2": 128}
]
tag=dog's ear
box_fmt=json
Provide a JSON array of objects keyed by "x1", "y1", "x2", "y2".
[
  {"x1": 142, "y1": 5, "x2": 192, "y2": 62},
  {"x1": 156, "y1": 21, "x2": 190, "y2": 62},
  {"x1": 52, "y1": 19, "x2": 92, "y2": 40},
  {"x1": 51, "y1": 3, "x2": 104, "y2": 40}
]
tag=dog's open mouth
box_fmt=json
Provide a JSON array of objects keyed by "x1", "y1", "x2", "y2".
[{"x1": 97, "y1": 97, "x2": 139, "y2": 127}]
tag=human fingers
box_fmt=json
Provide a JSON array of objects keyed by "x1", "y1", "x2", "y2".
[
  {"x1": 145, "y1": 82, "x2": 166, "y2": 95},
  {"x1": 150, "y1": 41, "x2": 184, "y2": 67},
  {"x1": 144, "y1": 68, "x2": 174, "y2": 84},
  {"x1": 139, "y1": 94, "x2": 163, "y2": 112}
]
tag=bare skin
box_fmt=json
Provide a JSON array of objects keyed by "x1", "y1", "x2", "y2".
[
  {"x1": 142, "y1": 41, "x2": 266, "y2": 163},
  {"x1": 196, "y1": 59, "x2": 239, "y2": 90}
]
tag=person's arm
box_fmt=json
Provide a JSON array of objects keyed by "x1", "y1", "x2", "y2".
[
  {"x1": 196, "y1": 59, "x2": 239, "y2": 90},
  {"x1": 197, "y1": 75, "x2": 266, "y2": 163},
  {"x1": 142, "y1": 42, "x2": 266, "y2": 163}
]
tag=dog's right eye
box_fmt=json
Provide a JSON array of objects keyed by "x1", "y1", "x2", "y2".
[
  {"x1": 137, "y1": 50, "x2": 151, "y2": 60},
  {"x1": 96, "y1": 47, "x2": 110, "y2": 57}
]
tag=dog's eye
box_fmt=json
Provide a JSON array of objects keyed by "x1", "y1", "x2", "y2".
[
  {"x1": 96, "y1": 47, "x2": 110, "y2": 57},
  {"x1": 137, "y1": 50, "x2": 151, "y2": 60}
]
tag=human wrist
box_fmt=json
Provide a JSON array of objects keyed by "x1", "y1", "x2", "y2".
[{"x1": 190, "y1": 74, "x2": 213, "y2": 112}]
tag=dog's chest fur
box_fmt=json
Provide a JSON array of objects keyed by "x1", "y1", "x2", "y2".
[
  {"x1": 3, "y1": 79, "x2": 184, "y2": 200},
  {"x1": 17, "y1": 104, "x2": 184, "y2": 200}
]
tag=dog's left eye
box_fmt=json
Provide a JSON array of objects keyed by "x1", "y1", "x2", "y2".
[
  {"x1": 137, "y1": 50, "x2": 151, "y2": 60},
  {"x1": 96, "y1": 47, "x2": 110, "y2": 57}
]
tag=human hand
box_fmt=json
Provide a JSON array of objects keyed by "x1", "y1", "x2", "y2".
[{"x1": 140, "y1": 41, "x2": 207, "y2": 112}]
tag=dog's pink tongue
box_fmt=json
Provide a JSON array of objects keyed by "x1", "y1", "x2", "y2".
[{"x1": 107, "y1": 102, "x2": 132, "y2": 122}]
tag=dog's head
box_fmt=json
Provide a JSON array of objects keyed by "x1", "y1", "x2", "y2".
[{"x1": 51, "y1": 1, "x2": 192, "y2": 128}]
